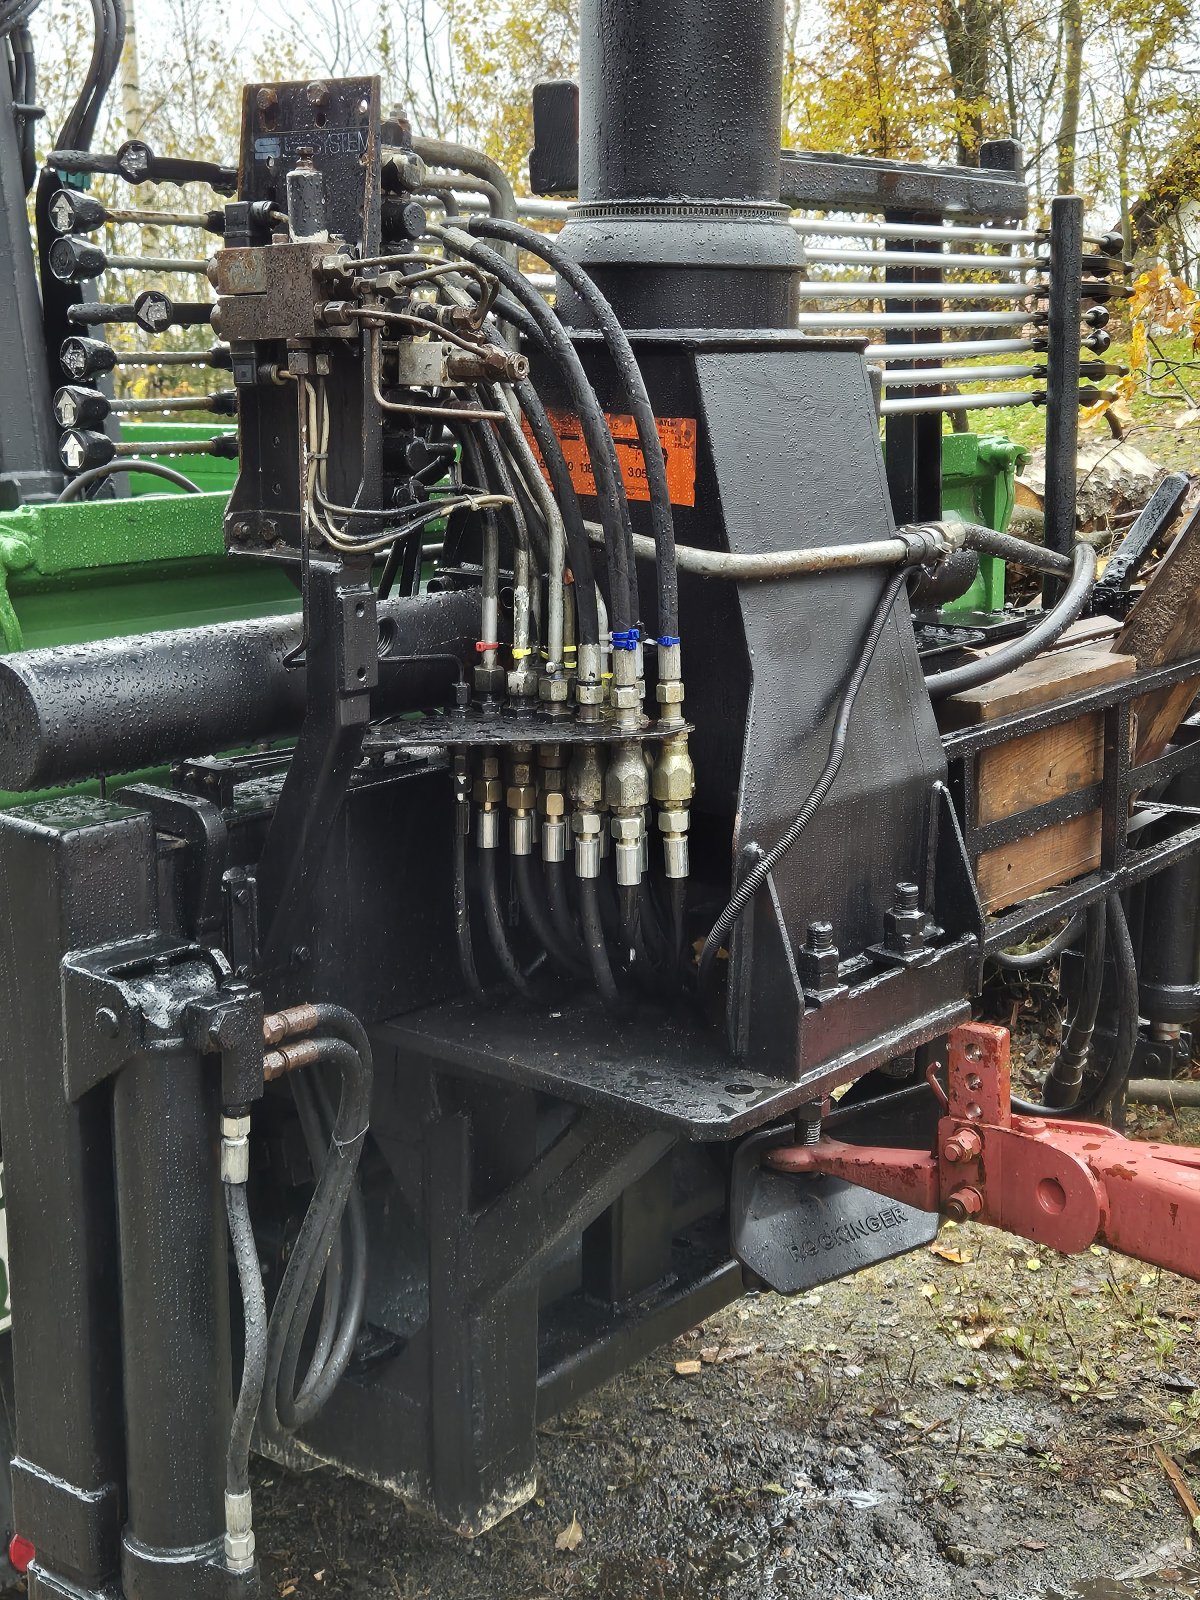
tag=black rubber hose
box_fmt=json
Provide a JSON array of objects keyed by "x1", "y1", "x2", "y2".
[
  {"x1": 260, "y1": 1028, "x2": 371, "y2": 1437},
  {"x1": 469, "y1": 215, "x2": 680, "y2": 641},
  {"x1": 579, "y1": 874, "x2": 626, "y2": 1013},
  {"x1": 57, "y1": 459, "x2": 203, "y2": 500},
  {"x1": 697, "y1": 570, "x2": 907, "y2": 991},
  {"x1": 1012, "y1": 894, "x2": 1137, "y2": 1120},
  {"x1": 924, "y1": 544, "x2": 1096, "y2": 701},
  {"x1": 987, "y1": 913, "x2": 1083, "y2": 971},
  {"x1": 434, "y1": 224, "x2": 637, "y2": 633},
  {"x1": 544, "y1": 858, "x2": 585, "y2": 958},
  {"x1": 453, "y1": 825, "x2": 486, "y2": 999},
  {"x1": 477, "y1": 845, "x2": 533, "y2": 997},
  {"x1": 514, "y1": 852, "x2": 588, "y2": 978},
  {"x1": 513, "y1": 377, "x2": 601, "y2": 646},
  {"x1": 1041, "y1": 901, "x2": 1107, "y2": 1109},
  {"x1": 224, "y1": 1180, "x2": 268, "y2": 1498}
]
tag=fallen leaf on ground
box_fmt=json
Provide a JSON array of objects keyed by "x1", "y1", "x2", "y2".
[
  {"x1": 674, "y1": 1359, "x2": 702, "y2": 1376},
  {"x1": 930, "y1": 1243, "x2": 972, "y2": 1265},
  {"x1": 555, "y1": 1513, "x2": 584, "y2": 1553}
]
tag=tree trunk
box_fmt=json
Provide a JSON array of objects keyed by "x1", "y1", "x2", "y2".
[{"x1": 1055, "y1": 0, "x2": 1083, "y2": 193}]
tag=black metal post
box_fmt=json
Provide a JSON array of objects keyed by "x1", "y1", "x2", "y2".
[
  {"x1": 1042, "y1": 194, "x2": 1084, "y2": 606},
  {"x1": 0, "y1": 801, "x2": 151, "y2": 1600},
  {"x1": 111, "y1": 1038, "x2": 231, "y2": 1600}
]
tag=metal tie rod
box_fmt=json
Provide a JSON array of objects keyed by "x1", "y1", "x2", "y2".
[
  {"x1": 798, "y1": 309, "x2": 1041, "y2": 329},
  {"x1": 880, "y1": 390, "x2": 1040, "y2": 414},
  {"x1": 881, "y1": 364, "x2": 1043, "y2": 386},
  {"x1": 789, "y1": 216, "x2": 1040, "y2": 245},
  {"x1": 796, "y1": 279, "x2": 1044, "y2": 300},
  {"x1": 804, "y1": 246, "x2": 1044, "y2": 272},
  {"x1": 865, "y1": 337, "x2": 1039, "y2": 360}
]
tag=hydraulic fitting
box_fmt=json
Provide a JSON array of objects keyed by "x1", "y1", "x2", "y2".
[
  {"x1": 224, "y1": 1488, "x2": 255, "y2": 1573},
  {"x1": 569, "y1": 743, "x2": 605, "y2": 879},
  {"x1": 606, "y1": 739, "x2": 649, "y2": 887},
  {"x1": 538, "y1": 743, "x2": 567, "y2": 864},
  {"x1": 507, "y1": 746, "x2": 535, "y2": 858},
  {"x1": 220, "y1": 1112, "x2": 251, "y2": 1185},
  {"x1": 575, "y1": 641, "x2": 606, "y2": 721},
  {"x1": 473, "y1": 750, "x2": 501, "y2": 850},
  {"x1": 651, "y1": 730, "x2": 694, "y2": 880}
]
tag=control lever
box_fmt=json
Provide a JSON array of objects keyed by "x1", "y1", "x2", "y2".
[
  {"x1": 59, "y1": 337, "x2": 232, "y2": 381},
  {"x1": 49, "y1": 191, "x2": 227, "y2": 236},
  {"x1": 59, "y1": 429, "x2": 239, "y2": 472},
  {"x1": 67, "y1": 290, "x2": 212, "y2": 333},
  {"x1": 46, "y1": 139, "x2": 237, "y2": 194},
  {"x1": 49, "y1": 235, "x2": 209, "y2": 283},
  {"x1": 1090, "y1": 474, "x2": 1192, "y2": 618},
  {"x1": 53, "y1": 386, "x2": 238, "y2": 429}
]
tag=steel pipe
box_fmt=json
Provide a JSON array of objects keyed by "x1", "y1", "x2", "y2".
[
  {"x1": 881, "y1": 390, "x2": 1040, "y2": 414},
  {"x1": 805, "y1": 247, "x2": 1042, "y2": 272},
  {"x1": 0, "y1": 588, "x2": 481, "y2": 790},
  {"x1": 866, "y1": 338, "x2": 1039, "y2": 360},
  {"x1": 882, "y1": 364, "x2": 1042, "y2": 385},
  {"x1": 797, "y1": 310, "x2": 1039, "y2": 329},
  {"x1": 795, "y1": 280, "x2": 1043, "y2": 300}
]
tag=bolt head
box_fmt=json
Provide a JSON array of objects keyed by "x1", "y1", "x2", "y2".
[{"x1": 95, "y1": 1006, "x2": 120, "y2": 1038}]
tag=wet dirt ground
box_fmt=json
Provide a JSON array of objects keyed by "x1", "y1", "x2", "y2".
[{"x1": 254, "y1": 1109, "x2": 1200, "y2": 1600}]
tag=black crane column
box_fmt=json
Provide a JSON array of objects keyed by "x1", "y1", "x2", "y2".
[{"x1": 557, "y1": 0, "x2": 803, "y2": 329}]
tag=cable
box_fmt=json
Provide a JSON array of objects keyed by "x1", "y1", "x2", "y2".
[
  {"x1": 987, "y1": 913, "x2": 1083, "y2": 971},
  {"x1": 56, "y1": 458, "x2": 203, "y2": 500},
  {"x1": 924, "y1": 543, "x2": 1096, "y2": 701},
  {"x1": 697, "y1": 570, "x2": 907, "y2": 992},
  {"x1": 469, "y1": 215, "x2": 680, "y2": 642}
]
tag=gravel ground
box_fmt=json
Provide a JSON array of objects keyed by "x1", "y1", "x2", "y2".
[{"x1": 254, "y1": 1108, "x2": 1200, "y2": 1600}]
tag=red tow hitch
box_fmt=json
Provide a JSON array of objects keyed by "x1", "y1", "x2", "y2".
[{"x1": 767, "y1": 1020, "x2": 1200, "y2": 1282}]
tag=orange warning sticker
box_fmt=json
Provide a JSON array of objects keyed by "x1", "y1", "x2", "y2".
[{"x1": 523, "y1": 409, "x2": 698, "y2": 508}]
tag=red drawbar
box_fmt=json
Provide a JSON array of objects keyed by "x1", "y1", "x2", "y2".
[
  {"x1": 767, "y1": 1020, "x2": 1200, "y2": 1282},
  {"x1": 8, "y1": 1533, "x2": 35, "y2": 1574}
]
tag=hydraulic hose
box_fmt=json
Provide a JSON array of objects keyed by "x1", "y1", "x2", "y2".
[
  {"x1": 476, "y1": 845, "x2": 533, "y2": 997},
  {"x1": 1011, "y1": 894, "x2": 1138, "y2": 1121},
  {"x1": 543, "y1": 858, "x2": 586, "y2": 959},
  {"x1": 987, "y1": 913, "x2": 1083, "y2": 971},
  {"x1": 469, "y1": 215, "x2": 681, "y2": 642},
  {"x1": 259, "y1": 1021, "x2": 372, "y2": 1439},
  {"x1": 56, "y1": 458, "x2": 203, "y2": 500},
  {"x1": 1041, "y1": 900, "x2": 1106, "y2": 1108},
  {"x1": 579, "y1": 875, "x2": 626, "y2": 1013},
  {"x1": 453, "y1": 826, "x2": 486, "y2": 1000},
  {"x1": 432, "y1": 223, "x2": 638, "y2": 634},
  {"x1": 697, "y1": 570, "x2": 907, "y2": 992},
  {"x1": 224, "y1": 1180, "x2": 267, "y2": 1500},
  {"x1": 924, "y1": 543, "x2": 1096, "y2": 701},
  {"x1": 956, "y1": 521, "x2": 1073, "y2": 576},
  {"x1": 514, "y1": 853, "x2": 588, "y2": 979}
]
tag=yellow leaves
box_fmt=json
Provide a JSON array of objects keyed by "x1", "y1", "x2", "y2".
[
  {"x1": 929, "y1": 1241, "x2": 972, "y2": 1265},
  {"x1": 555, "y1": 1512, "x2": 583, "y2": 1553}
]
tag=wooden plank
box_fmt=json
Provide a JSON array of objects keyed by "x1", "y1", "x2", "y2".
[
  {"x1": 1114, "y1": 502, "x2": 1200, "y2": 765},
  {"x1": 976, "y1": 810, "x2": 1101, "y2": 913},
  {"x1": 937, "y1": 646, "x2": 1136, "y2": 729},
  {"x1": 977, "y1": 713, "x2": 1104, "y2": 826}
]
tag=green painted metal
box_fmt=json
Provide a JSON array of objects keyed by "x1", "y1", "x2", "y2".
[{"x1": 939, "y1": 432, "x2": 1028, "y2": 615}]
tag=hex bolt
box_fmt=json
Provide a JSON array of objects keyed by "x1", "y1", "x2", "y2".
[
  {"x1": 95, "y1": 1006, "x2": 120, "y2": 1038},
  {"x1": 805, "y1": 920, "x2": 833, "y2": 953},
  {"x1": 944, "y1": 1186, "x2": 984, "y2": 1222},
  {"x1": 896, "y1": 882, "x2": 919, "y2": 910},
  {"x1": 944, "y1": 1128, "x2": 982, "y2": 1164}
]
